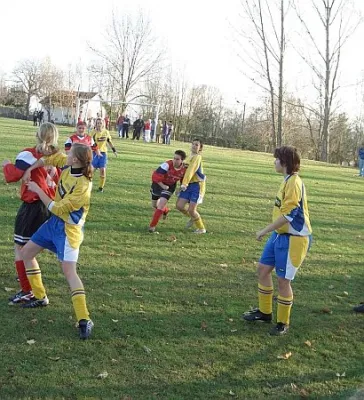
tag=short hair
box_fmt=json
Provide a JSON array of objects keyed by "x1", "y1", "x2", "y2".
[
  {"x1": 77, "y1": 121, "x2": 86, "y2": 127},
  {"x1": 274, "y1": 146, "x2": 300, "y2": 174},
  {"x1": 192, "y1": 138, "x2": 203, "y2": 152},
  {"x1": 175, "y1": 150, "x2": 187, "y2": 160}
]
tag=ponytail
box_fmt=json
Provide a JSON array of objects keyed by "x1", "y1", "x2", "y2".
[
  {"x1": 71, "y1": 143, "x2": 93, "y2": 181},
  {"x1": 36, "y1": 123, "x2": 59, "y2": 155}
]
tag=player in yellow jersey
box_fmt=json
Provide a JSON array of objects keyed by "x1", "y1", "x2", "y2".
[
  {"x1": 21, "y1": 144, "x2": 94, "y2": 340},
  {"x1": 176, "y1": 138, "x2": 206, "y2": 234},
  {"x1": 243, "y1": 146, "x2": 312, "y2": 336},
  {"x1": 92, "y1": 117, "x2": 117, "y2": 192}
]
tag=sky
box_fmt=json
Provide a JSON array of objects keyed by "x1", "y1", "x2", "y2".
[{"x1": 1, "y1": 0, "x2": 364, "y2": 117}]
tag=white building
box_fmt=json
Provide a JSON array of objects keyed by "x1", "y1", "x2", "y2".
[{"x1": 39, "y1": 91, "x2": 106, "y2": 125}]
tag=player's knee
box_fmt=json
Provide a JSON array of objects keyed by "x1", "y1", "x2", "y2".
[
  {"x1": 257, "y1": 263, "x2": 272, "y2": 279},
  {"x1": 277, "y1": 276, "x2": 291, "y2": 290}
]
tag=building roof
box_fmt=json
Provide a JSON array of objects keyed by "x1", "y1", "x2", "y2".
[{"x1": 40, "y1": 91, "x2": 99, "y2": 107}]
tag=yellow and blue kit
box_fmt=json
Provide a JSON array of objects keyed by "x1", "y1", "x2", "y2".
[
  {"x1": 179, "y1": 154, "x2": 206, "y2": 204},
  {"x1": 260, "y1": 173, "x2": 312, "y2": 280},
  {"x1": 31, "y1": 152, "x2": 92, "y2": 262},
  {"x1": 92, "y1": 129, "x2": 115, "y2": 168}
]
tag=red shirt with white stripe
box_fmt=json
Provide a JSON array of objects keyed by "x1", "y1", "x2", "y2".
[
  {"x1": 152, "y1": 160, "x2": 186, "y2": 186},
  {"x1": 3, "y1": 147, "x2": 56, "y2": 203}
]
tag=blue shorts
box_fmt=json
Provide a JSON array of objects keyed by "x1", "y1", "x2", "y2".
[
  {"x1": 260, "y1": 232, "x2": 312, "y2": 280},
  {"x1": 92, "y1": 152, "x2": 107, "y2": 169},
  {"x1": 178, "y1": 182, "x2": 202, "y2": 204},
  {"x1": 31, "y1": 215, "x2": 80, "y2": 262}
]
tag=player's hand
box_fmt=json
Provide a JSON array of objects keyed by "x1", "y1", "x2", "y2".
[
  {"x1": 180, "y1": 184, "x2": 187, "y2": 191},
  {"x1": 113, "y1": 151, "x2": 118, "y2": 157},
  {"x1": 27, "y1": 181, "x2": 41, "y2": 194},
  {"x1": 22, "y1": 169, "x2": 32, "y2": 183},
  {"x1": 256, "y1": 230, "x2": 266, "y2": 241},
  {"x1": 2, "y1": 159, "x2": 11, "y2": 167}
]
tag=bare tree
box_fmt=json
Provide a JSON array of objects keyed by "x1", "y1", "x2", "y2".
[
  {"x1": 12, "y1": 59, "x2": 45, "y2": 117},
  {"x1": 293, "y1": 0, "x2": 361, "y2": 161},
  {"x1": 236, "y1": 0, "x2": 290, "y2": 148},
  {"x1": 89, "y1": 10, "x2": 164, "y2": 110}
]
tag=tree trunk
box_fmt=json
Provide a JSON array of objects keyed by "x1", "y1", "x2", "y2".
[{"x1": 277, "y1": 0, "x2": 284, "y2": 147}]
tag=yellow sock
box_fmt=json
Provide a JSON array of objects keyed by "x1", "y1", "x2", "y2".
[
  {"x1": 99, "y1": 176, "x2": 106, "y2": 189},
  {"x1": 258, "y1": 283, "x2": 273, "y2": 314},
  {"x1": 194, "y1": 217, "x2": 205, "y2": 230},
  {"x1": 71, "y1": 288, "x2": 90, "y2": 321},
  {"x1": 277, "y1": 295, "x2": 293, "y2": 325},
  {"x1": 26, "y1": 268, "x2": 46, "y2": 299}
]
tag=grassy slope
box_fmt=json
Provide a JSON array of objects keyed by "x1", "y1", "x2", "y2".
[{"x1": 0, "y1": 117, "x2": 363, "y2": 400}]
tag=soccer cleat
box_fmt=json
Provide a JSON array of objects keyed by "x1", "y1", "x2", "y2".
[
  {"x1": 79, "y1": 319, "x2": 94, "y2": 340},
  {"x1": 193, "y1": 229, "x2": 206, "y2": 234},
  {"x1": 353, "y1": 303, "x2": 364, "y2": 313},
  {"x1": 242, "y1": 308, "x2": 272, "y2": 323},
  {"x1": 21, "y1": 296, "x2": 49, "y2": 308},
  {"x1": 269, "y1": 322, "x2": 289, "y2": 336},
  {"x1": 98, "y1": 187, "x2": 104, "y2": 193},
  {"x1": 148, "y1": 227, "x2": 156, "y2": 233},
  {"x1": 8, "y1": 290, "x2": 35, "y2": 305},
  {"x1": 185, "y1": 219, "x2": 194, "y2": 229}
]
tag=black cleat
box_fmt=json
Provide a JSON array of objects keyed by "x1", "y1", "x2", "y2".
[
  {"x1": 242, "y1": 308, "x2": 272, "y2": 323},
  {"x1": 353, "y1": 303, "x2": 364, "y2": 313},
  {"x1": 79, "y1": 319, "x2": 94, "y2": 340},
  {"x1": 269, "y1": 322, "x2": 289, "y2": 336},
  {"x1": 8, "y1": 290, "x2": 35, "y2": 305},
  {"x1": 21, "y1": 296, "x2": 49, "y2": 308},
  {"x1": 98, "y1": 187, "x2": 104, "y2": 193}
]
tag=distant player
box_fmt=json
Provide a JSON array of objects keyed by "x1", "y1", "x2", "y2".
[
  {"x1": 2, "y1": 123, "x2": 59, "y2": 304},
  {"x1": 149, "y1": 150, "x2": 187, "y2": 233},
  {"x1": 243, "y1": 146, "x2": 312, "y2": 336},
  {"x1": 176, "y1": 138, "x2": 206, "y2": 234},
  {"x1": 92, "y1": 118, "x2": 117, "y2": 192},
  {"x1": 65, "y1": 121, "x2": 95, "y2": 152}
]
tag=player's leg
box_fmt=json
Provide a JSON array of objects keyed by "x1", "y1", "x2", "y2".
[
  {"x1": 243, "y1": 233, "x2": 276, "y2": 323},
  {"x1": 270, "y1": 234, "x2": 311, "y2": 336},
  {"x1": 176, "y1": 196, "x2": 190, "y2": 220}
]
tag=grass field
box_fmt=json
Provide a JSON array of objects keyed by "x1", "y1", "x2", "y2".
[{"x1": 0, "y1": 117, "x2": 363, "y2": 400}]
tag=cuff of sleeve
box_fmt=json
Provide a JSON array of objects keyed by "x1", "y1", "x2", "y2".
[{"x1": 47, "y1": 201, "x2": 55, "y2": 211}]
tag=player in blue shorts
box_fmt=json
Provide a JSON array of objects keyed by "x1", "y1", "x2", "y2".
[
  {"x1": 176, "y1": 138, "x2": 206, "y2": 234},
  {"x1": 21, "y1": 143, "x2": 94, "y2": 340},
  {"x1": 243, "y1": 146, "x2": 312, "y2": 335}
]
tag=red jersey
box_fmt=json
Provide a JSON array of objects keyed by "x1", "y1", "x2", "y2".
[
  {"x1": 152, "y1": 160, "x2": 186, "y2": 186},
  {"x1": 64, "y1": 133, "x2": 95, "y2": 151},
  {"x1": 144, "y1": 120, "x2": 151, "y2": 130},
  {"x1": 3, "y1": 147, "x2": 57, "y2": 203}
]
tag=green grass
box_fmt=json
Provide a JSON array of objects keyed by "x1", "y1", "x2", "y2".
[{"x1": 0, "y1": 117, "x2": 363, "y2": 400}]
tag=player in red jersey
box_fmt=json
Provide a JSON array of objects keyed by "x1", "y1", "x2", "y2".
[
  {"x1": 65, "y1": 121, "x2": 96, "y2": 152},
  {"x1": 2, "y1": 123, "x2": 59, "y2": 305},
  {"x1": 148, "y1": 150, "x2": 187, "y2": 233}
]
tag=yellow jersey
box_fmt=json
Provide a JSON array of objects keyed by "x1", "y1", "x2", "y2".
[
  {"x1": 93, "y1": 129, "x2": 113, "y2": 153},
  {"x1": 273, "y1": 174, "x2": 312, "y2": 236},
  {"x1": 182, "y1": 154, "x2": 206, "y2": 197},
  {"x1": 43, "y1": 152, "x2": 92, "y2": 248}
]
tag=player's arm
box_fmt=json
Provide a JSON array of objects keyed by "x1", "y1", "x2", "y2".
[
  {"x1": 22, "y1": 152, "x2": 67, "y2": 183},
  {"x1": 280, "y1": 180, "x2": 302, "y2": 221},
  {"x1": 3, "y1": 150, "x2": 40, "y2": 183},
  {"x1": 92, "y1": 134, "x2": 101, "y2": 156},
  {"x1": 256, "y1": 216, "x2": 288, "y2": 241},
  {"x1": 181, "y1": 155, "x2": 201, "y2": 189},
  {"x1": 106, "y1": 133, "x2": 117, "y2": 156}
]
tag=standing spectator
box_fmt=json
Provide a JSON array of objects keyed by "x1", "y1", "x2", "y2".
[
  {"x1": 33, "y1": 110, "x2": 38, "y2": 126},
  {"x1": 155, "y1": 121, "x2": 162, "y2": 143},
  {"x1": 144, "y1": 119, "x2": 151, "y2": 143},
  {"x1": 162, "y1": 121, "x2": 168, "y2": 144},
  {"x1": 151, "y1": 119, "x2": 156, "y2": 142},
  {"x1": 116, "y1": 115, "x2": 124, "y2": 138},
  {"x1": 104, "y1": 115, "x2": 110, "y2": 130},
  {"x1": 122, "y1": 115, "x2": 131, "y2": 139},
  {"x1": 166, "y1": 121, "x2": 173, "y2": 145},
  {"x1": 38, "y1": 110, "x2": 44, "y2": 125},
  {"x1": 358, "y1": 143, "x2": 364, "y2": 176},
  {"x1": 132, "y1": 116, "x2": 144, "y2": 140}
]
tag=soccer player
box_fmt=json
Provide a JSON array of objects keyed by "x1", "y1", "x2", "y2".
[
  {"x1": 65, "y1": 121, "x2": 96, "y2": 152},
  {"x1": 92, "y1": 117, "x2": 117, "y2": 192},
  {"x1": 176, "y1": 139, "x2": 206, "y2": 234},
  {"x1": 149, "y1": 150, "x2": 187, "y2": 233},
  {"x1": 242, "y1": 146, "x2": 312, "y2": 336},
  {"x1": 2, "y1": 123, "x2": 59, "y2": 305},
  {"x1": 21, "y1": 143, "x2": 94, "y2": 340}
]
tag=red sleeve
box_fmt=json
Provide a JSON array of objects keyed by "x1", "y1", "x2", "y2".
[
  {"x1": 152, "y1": 170, "x2": 166, "y2": 183},
  {"x1": 3, "y1": 164, "x2": 24, "y2": 183}
]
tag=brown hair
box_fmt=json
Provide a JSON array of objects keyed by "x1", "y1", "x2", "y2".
[
  {"x1": 274, "y1": 146, "x2": 300, "y2": 175},
  {"x1": 72, "y1": 143, "x2": 93, "y2": 180},
  {"x1": 36, "y1": 123, "x2": 59, "y2": 155},
  {"x1": 192, "y1": 138, "x2": 203, "y2": 152}
]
